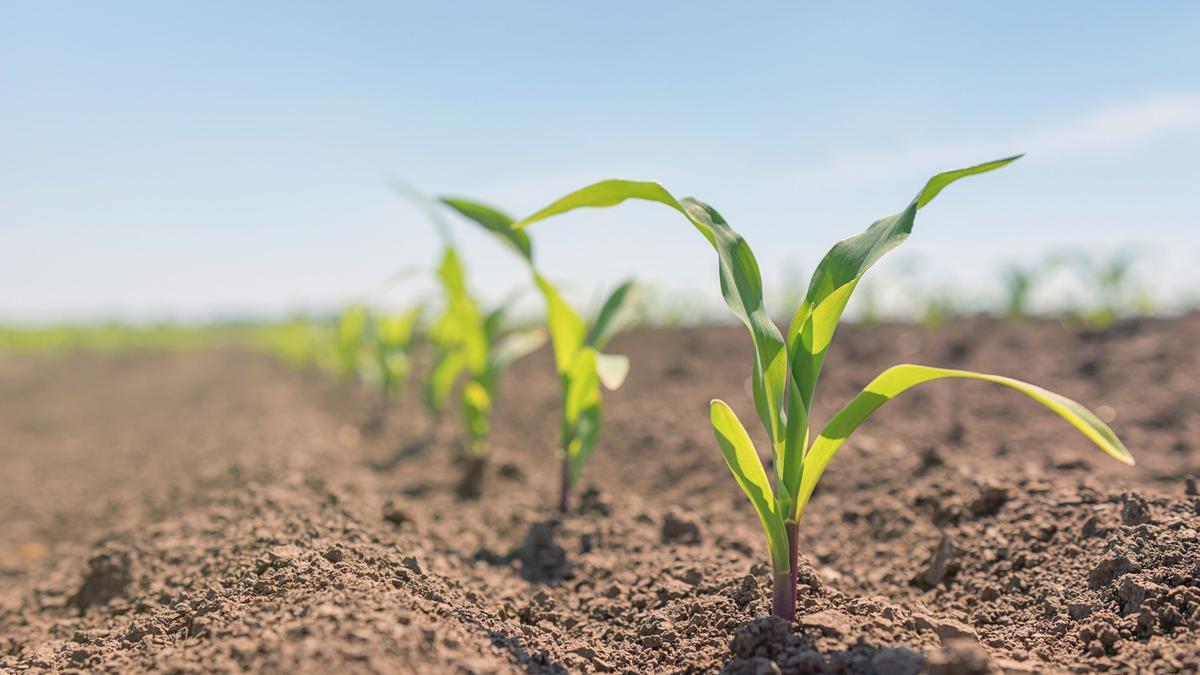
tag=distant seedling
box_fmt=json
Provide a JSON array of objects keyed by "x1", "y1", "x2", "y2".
[
  {"x1": 370, "y1": 305, "x2": 423, "y2": 406},
  {"x1": 250, "y1": 318, "x2": 322, "y2": 370},
  {"x1": 1000, "y1": 254, "x2": 1066, "y2": 320},
  {"x1": 331, "y1": 305, "x2": 370, "y2": 380},
  {"x1": 437, "y1": 198, "x2": 640, "y2": 513},
  {"x1": 513, "y1": 155, "x2": 1134, "y2": 620},
  {"x1": 1068, "y1": 250, "x2": 1153, "y2": 328},
  {"x1": 398, "y1": 188, "x2": 545, "y2": 495}
]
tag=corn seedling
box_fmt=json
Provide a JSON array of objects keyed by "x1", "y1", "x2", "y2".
[
  {"x1": 397, "y1": 187, "x2": 545, "y2": 495},
  {"x1": 512, "y1": 155, "x2": 1134, "y2": 620},
  {"x1": 435, "y1": 198, "x2": 640, "y2": 513},
  {"x1": 1000, "y1": 254, "x2": 1066, "y2": 320},
  {"x1": 331, "y1": 305, "x2": 370, "y2": 380},
  {"x1": 426, "y1": 246, "x2": 545, "y2": 467},
  {"x1": 1069, "y1": 250, "x2": 1153, "y2": 328},
  {"x1": 371, "y1": 306, "x2": 423, "y2": 404},
  {"x1": 919, "y1": 289, "x2": 958, "y2": 330},
  {"x1": 1001, "y1": 263, "x2": 1039, "y2": 320}
]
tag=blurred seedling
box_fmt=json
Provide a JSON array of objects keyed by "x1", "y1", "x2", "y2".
[
  {"x1": 436, "y1": 198, "x2": 641, "y2": 514},
  {"x1": 397, "y1": 187, "x2": 546, "y2": 496},
  {"x1": 1068, "y1": 250, "x2": 1153, "y2": 328}
]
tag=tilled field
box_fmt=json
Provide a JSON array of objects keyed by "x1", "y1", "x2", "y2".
[{"x1": 2, "y1": 316, "x2": 1198, "y2": 673}]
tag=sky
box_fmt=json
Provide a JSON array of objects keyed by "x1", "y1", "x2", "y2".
[{"x1": 3, "y1": 1, "x2": 1199, "y2": 322}]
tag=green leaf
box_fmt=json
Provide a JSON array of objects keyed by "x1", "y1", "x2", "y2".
[
  {"x1": 461, "y1": 380, "x2": 492, "y2": 455},
  {"x1": 534, "y1": 273, "x2": 587, "y2": 374},
  {"x1": 795, "y1": 363, "x2": 1134, "y2": 518},
  {"x1": 916, "y1": 155, "x2": 1024, "y2": 208},
  {"x1": 439, "y1": 197, "x2": 532, "y2": 262},
  {"x1": 516, "y1": 181, "x2": 787, "y2": 458},
  {"x1": 779, "y1": 376, "x2": 809, "y2": 520},
  {"x1": 515, "y1": 179, "x2": 717, "y2": 244},
  {"x1": 563, "y1": 347, "x2": 603, "y2": 480},
  {"x1": 376, "y1": 306, "x2": 422, "y2": 349},
  {"x1": 786, "y1": 155, "x2": 1023, "y2": 414},
  {"x1": 424, "y1": 349, "x2": 466, "y2": 414},
  {"x1": 710, "y1": 399, "x2": 790, "y2": 572},
  {"x1": 334, "y1": 305, "x2": 369, "y2": 379},
  {"x1": 380, "y1": 352, "x2": 411, "y2": 396},
  {"x1": 436, "y1": 191, "x2": 632, "y2": 484},
  {"x1": 585, "y1": 280, "x2": 641, "y2": 349},
  {"x1": 435, "y1": 248, "x2": 489, "y2": 375}
]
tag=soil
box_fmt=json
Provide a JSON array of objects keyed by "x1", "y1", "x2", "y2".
[{"x1": 2, "y1": 316, "x2": 1199, "y2": 674}]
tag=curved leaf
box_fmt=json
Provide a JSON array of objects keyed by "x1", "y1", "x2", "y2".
[
  {"x1": 786, "y1": 155, "x2": 1023, "y2": 413},
  {"x1": 710, "y1": 399, "x2": 790, "y2": 572},
  {"x1": 795, "y1": 364, "x2": 1134, "y2": 518},
  {"x1": 514, "y1": 179, "x2": 715, "y2": 242},
  {"x1": 440, "y1": 197, "x2": 532, "y2": 262},
  {"x1": 516, "y1": 181, "x2": 787, "y2": 459},
  {"x1": 437, "y1": 192, "x2": 635, "y2": 483},
  {"x1": 586, "y1": 280, "x2": 641, "y2": 349},
  {"x1": 534, "y1": 273, "x2": 587, "y2": 374}
]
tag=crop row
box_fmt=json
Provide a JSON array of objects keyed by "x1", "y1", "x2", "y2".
[{"x1": 256, "y1": 156, "x2": 1135, "y2": 620}]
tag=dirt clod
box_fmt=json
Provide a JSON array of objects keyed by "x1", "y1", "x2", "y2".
[
  {"x1": 71, "y1": 544, "x2": 135, "y2": 613},
  {"x1": 509, "y1": 520, "x2": 571, "y2": 583},
  {"x1": 1088, "y1": 554, "x2": 1134, "y2": 589},
  {"x1": 926, "y1": 638, "x2": 994, "y2": 675},
  {"x1": 661, "y1": 509, "x2": 702, "y2": 545},
  {"x1": 1121, "y1": 492, "x2": 1153, "y2": 525},
  {"x1": 912, "y1": 536, "x2": 961, "y2": 589}
]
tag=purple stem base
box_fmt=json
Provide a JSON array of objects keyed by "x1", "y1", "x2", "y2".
[{"x1": 771, "y1": 522, "x2": 801, "y2": 622}]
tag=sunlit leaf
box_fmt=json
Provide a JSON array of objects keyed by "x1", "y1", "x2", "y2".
[
  {"x1": 534, "y1": 273, "x2": 588, "y2": 374},
  {"x1": 516, "y1": 181, "x2": 788, "y2": 459},
  {"x1": 710, "y1": 399, "x2": 790, "y2": 571},
  {"x1": 786, "y1": 155, "x2": 1023, "y2": 412},
  {"x1": 795, "y1": 363, "x2": 1134, "y2": 517},
  {"x1": 440, "y1": 198, "x2": 532, "y2": 261}
]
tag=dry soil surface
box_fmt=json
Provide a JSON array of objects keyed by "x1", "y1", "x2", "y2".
[{"x1": 2, "y1": 317, "x2": 1199, "y2": 674}]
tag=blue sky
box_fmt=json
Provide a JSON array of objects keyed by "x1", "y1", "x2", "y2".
[{"x1": 3, "y1": 2, "x2": 1198, "y2": 321}]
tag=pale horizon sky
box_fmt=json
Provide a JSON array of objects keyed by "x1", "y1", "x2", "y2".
[{"x1": 3, "y1": 2, "x2": 1199, "y2": 322}]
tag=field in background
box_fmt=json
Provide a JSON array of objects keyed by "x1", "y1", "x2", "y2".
[{"x1": 1, "y1": 317, "x2": 1197, "y2": 672}]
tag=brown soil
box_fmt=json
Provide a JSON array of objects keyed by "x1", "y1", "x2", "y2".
[{"x1": 2, "y1": 316, "x2": 1199, "y2": 674}]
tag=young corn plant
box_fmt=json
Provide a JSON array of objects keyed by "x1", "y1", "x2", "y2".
[
  {"x1": 436, "y1": 197, "x2": 640, "y2": 514},
  {"x1": 512, "y1": 155, "x2": 1135, "y2": 620},
  {"x1": 426, "y1": 245, "x2": 545, "y2": 493},
  {"x1": 1001, "y1": 254, "x2": 1065, "y2": 320},
  {"x1": 396, "y1": 187, "x2": 546, "y2": 492},
  {"x1": 1068, "y1": 250, "x2": 1153, "y2": 328},
  {"x1": 370, "y1": 305, "x2": 423, "y2": 405},
  {"x1": 330, "y1": 304, "x2": 369, "y2": 380},
  {"x1": 249, "y1": 317, "x2": 321, "y2": 370},
  {"x1": 1001, "y1": 263, "x2": 1039, "y2": 320}
]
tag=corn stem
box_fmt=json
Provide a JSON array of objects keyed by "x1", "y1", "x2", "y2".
[
  {"x1": 558, "y1": 454, "x2": 571, "y2": 514},
  {"x1": 771, "y1": 570, "x2": 794, "y2": 621}
]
